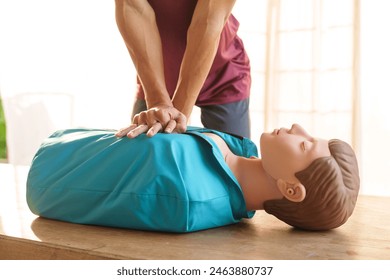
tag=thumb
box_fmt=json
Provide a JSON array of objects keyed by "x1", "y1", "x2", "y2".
[{"x1": 174, "y1": 113, "x2": 187, "y2": 133}]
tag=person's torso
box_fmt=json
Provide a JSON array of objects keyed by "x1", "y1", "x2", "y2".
[{"x1": 136, "y1": 0, "x2": 251, "y2": 105}]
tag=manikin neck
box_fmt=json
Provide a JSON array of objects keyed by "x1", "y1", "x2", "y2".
[
  {"x1": 227, "y1": 154, "x2": 284, "y2": 211},
  {"x1": 202, "y1": 132, "x2": 284, "y2": 211}
]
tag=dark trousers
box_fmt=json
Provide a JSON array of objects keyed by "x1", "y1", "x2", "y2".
[{"x1": 131, "y1": 98, "x2": 251, "y2": 139}]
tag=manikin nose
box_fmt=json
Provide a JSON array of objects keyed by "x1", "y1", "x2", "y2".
[
  {"x1": 291, "y1": 124, "x2": 312, "y2": 139},
  {"x1": 290, "y1": 124, "x2": 303, "y2": 134}
]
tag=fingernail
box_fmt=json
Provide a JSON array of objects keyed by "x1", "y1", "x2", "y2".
[
  {"x1": 146, "y1": 130, "x2": 152, "y2": 137},
  {"x1": 127, "y1": 131, "x2": 134, "y2": 138}
]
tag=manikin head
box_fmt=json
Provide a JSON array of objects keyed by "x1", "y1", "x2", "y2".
[{"x1": 260, "y1": 124, "x2": 360, "y2": 230}]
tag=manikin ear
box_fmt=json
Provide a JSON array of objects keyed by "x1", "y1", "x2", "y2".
[{"x1": 276, "y1": 179, "x2": 306, "y2": 202}]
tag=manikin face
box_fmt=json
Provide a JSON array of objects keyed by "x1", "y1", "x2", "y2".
[{"x1": 260, "y1": 124, "x2": 331, "y2": 184}]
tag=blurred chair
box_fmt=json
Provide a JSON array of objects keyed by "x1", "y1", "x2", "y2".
[{"x1": 2, "y1": 92, "x2": 74, "y2": 165}]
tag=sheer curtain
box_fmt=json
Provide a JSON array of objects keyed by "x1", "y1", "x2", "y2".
[
  {"x1": 263, "y1": 0, "x2": 359, "y2": 144},
  {"x1": 234, "y1": 0, "x2": 390, "y2": 197},
  {"x1": 234, "y1": 0, "x2": 359, "y2": 146},
  {"x1": 233, "y1": 0, "x2": 377, "y2": 194}
]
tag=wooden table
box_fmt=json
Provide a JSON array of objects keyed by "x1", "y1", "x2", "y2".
[{"x1": 1, "y1": 163, "x2": 389, "y2": 260}]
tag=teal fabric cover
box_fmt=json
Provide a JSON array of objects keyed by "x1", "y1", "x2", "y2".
[{"x1": 26, "y1": 127, "x2": 258, "y2": 232}]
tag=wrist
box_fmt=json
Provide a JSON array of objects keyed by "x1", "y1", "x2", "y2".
[
  {"x1": 172, "y1": 98, "x2": 193, "y2": 120},
  {"x1": 145, "y1": 92, "x2": 173, "y2": 109}
]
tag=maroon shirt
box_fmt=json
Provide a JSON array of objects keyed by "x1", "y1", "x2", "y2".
[{"x1": 136, "y1": 0, "x2": 251, "y2": 106}]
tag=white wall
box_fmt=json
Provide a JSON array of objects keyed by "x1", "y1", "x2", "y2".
[
  {"x1": 360, "y1": 0, "x2": 390, "y2": 196},
  {"x1": 0, "y1": 0, "x2": 135, "y2": 129}
]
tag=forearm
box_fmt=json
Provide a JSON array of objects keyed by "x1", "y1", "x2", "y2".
[
  {"x1": 115, "y1": 0, "x2": 171, "y2": 107},
  {"x1": 172, "y1": 0, "x2": 236, "y2": 118},
  {"x1": 172, "y1": 21, "x2": 221, "y2": 118}
]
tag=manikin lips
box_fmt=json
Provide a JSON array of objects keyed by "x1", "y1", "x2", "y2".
[{"x1": 274, "y1": 128, "x2": 290, "y2": 135}]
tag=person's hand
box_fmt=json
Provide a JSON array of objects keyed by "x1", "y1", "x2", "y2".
[{"x1": 115, "y1": 105, "x2": 187, "y2": 138}]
